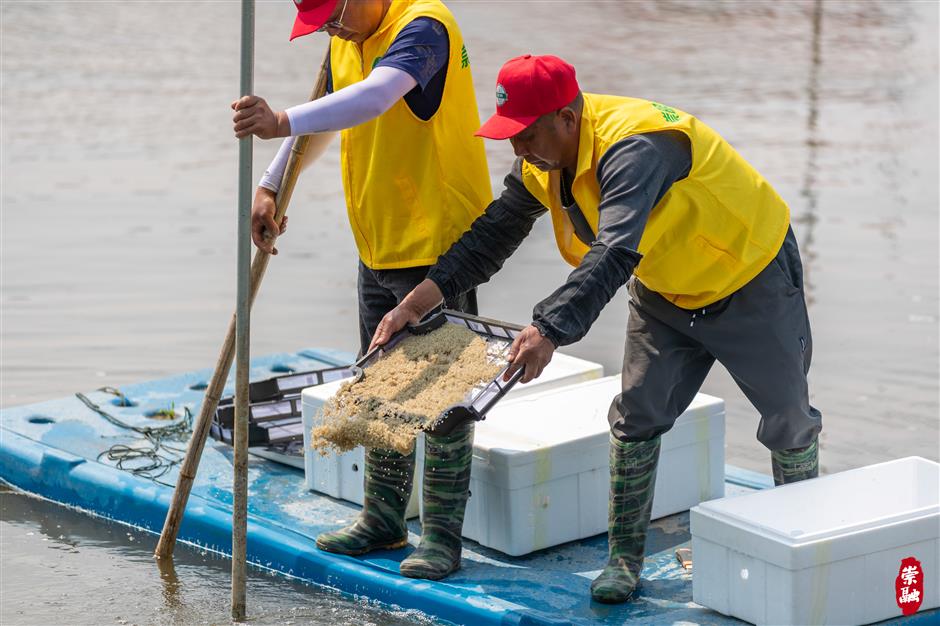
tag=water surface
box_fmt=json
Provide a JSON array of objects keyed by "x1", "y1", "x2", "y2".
[{"x1": 2, "y1": 1, "x2": 937, "y2": 624}]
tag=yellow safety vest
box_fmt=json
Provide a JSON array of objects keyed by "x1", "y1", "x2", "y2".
[
  {"x1": 522, "y1": 94, "x2": 790, "y2": 309},
  {"x1": 330, "y1": 0, "x2": 491, "y2": 270}
]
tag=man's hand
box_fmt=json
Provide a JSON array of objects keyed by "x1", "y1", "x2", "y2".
[
  {"x1": 368, "y1": 279, "x2": 445, "y2": 352},
  {"x1": 251, "y1": 187, "x2": 288, "y2": 254},
  {"x1": 232, "y1": 95, "x2": 290, "y2": 140},
  {"x1": 504, "y1": 325, "x2": 555, "y2": 383},
  {"x1": 369, "y1": 302, "x2": 424, "y2": 353}
]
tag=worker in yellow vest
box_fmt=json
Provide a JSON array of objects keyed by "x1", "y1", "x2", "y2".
[
  {"x1": 373, "y1": 54, "x2": 823, "y2": 599},
  {"x1": 231, "y1": 0, "x2": 491, "y2": 580}
]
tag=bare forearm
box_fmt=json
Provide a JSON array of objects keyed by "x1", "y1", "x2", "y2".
[{"x1": 400, "y1": 279, "x2": 444, "y2": 319}]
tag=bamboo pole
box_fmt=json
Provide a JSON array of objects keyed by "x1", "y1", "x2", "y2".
[
  {"x1": 231, "y1": 0, "x2": 255, "y2": 618},
  {"x1": 153, "y1": 48, "x2": 332, "y2": 561}
]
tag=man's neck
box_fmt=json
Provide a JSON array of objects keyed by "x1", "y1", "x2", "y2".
[
  {"x1": 375, "y1": 0, "x2": 392, "y2": 33},
  {"x1": 562, "y1": 117, "x2": 582, "y2": 178},
  {"x1": 358, "y1": 0, "x2": 393, "y2": 44}
]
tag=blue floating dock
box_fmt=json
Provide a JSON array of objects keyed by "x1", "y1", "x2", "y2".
[{"x1": 1, "y1": 349, "x2": 935, "y2": 626}]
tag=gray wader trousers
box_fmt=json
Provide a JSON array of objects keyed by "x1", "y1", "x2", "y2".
[{"x1": 609, "y1": 226, "x2": 822, "y2": 451}]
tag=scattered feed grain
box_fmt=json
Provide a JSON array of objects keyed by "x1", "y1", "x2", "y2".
[{"x1": 311, "y1": 323, "x2": 506, "y2": 454}]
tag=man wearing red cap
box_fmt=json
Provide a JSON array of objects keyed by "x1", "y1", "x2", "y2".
[
  {"x1": 374, "y1": 54, "x2": 822, "y2": 601},
  {"x1": 232, "y1": 0, "x2": 492, "y2": 581}
]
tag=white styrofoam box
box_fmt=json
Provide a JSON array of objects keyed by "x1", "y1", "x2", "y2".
[
  {"x1": 453, "y1": 375, "x2": 725, "y2": 556},
  {"x1": 494, "y1": 351, "x2": 604, "y2": 399},
  {"x1": 300, "y1": 352, "x2": 605, "y2": 518},
  {"x1": 691, "y1": 456, "x2": 940, "y2": 626}
]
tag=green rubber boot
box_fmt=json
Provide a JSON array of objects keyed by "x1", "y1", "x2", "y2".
[
  {"x1": 399, "y1": 422, "x2": 474, "y2": 580},
  {"x1": 316, "y1": 446, "x2": 414, "y2": 555},
  {"x1": 771, "y1": 437, "x2": 819, "y2": 486},
  {"x1": 590, "y1": 435, "x2": 661, "y2": 604}
]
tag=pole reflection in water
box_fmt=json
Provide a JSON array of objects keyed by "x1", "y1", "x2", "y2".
[{"x1": 797, "y1": 0, "x2": 823, "y2": 307}]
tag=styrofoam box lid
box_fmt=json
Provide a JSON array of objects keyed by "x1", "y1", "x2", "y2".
[
  {"x1": 471, "y1": 375, "x2": 724, "y2": 489},
  {"x1": 691, "y1": 456, "x2": 940, "y2": 571},
  {"x1": 502, "y1": 352, "x2": 603, "y2": 399},
  {"x1": 300, "y1": 352, "x2": 602, "y2": 406},
  {"x1": 302, "y1": 377, "x2": 350, "y2": 405}
]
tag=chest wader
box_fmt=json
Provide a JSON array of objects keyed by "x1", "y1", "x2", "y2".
[
  {"x1": 400, "y1": 421, "x2": 474, "y2": 580},
  {"x1": 591, "y1": 435, "x2": 661, "y2": 604},
  {"x1": 316, "y1": 446, "x2": 414, "y2": 555},
  {"x1": 771, "y1": 437, "x2": 819, "y2": 486}
]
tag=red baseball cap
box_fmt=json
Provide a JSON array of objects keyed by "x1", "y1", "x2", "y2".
[
  {"x1": 476, "y1": 54, "x2": 580, "y2": 140},
  {"x1": 290, "y1": 0, "x2": 339, "y2": 41}
]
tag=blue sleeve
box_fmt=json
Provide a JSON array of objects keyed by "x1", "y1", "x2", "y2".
[{"x1": 374, "y1": 17, "x2": 449, "y2": 91}]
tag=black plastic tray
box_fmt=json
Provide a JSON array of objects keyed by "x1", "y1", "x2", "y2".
[
  {"x1": 217, "y1": 364, "x2": 357, "y2": 405},
  {"x1": 210, "y1": 394, "x2": 306, "y2": 446},
  {"x1": 210, "y1": 364, "x2": 357, "y2": 447},
  {"x1": 353, "y1": 309, "x2": 525, "y2": 436}
]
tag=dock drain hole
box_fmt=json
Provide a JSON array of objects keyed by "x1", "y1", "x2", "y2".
[
  {"x1": 111, "y1": 397, "x2": 138, "y2": 407},
  {"x1": 27, "y1": 416, "x2": 55, "y2": 424},
  {"x1": 144, "y1": 409, "x2": 179, "y2": 420},
  {"x1": 189, "y1": 381, "x2": 208, "y2": 391}
]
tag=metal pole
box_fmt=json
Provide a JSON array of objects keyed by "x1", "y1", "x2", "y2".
[
  {"x1": 153, "y1": 47, "x2": 330, "y2": 562},
  {"x1": 232, "y1": 0, "x2": 254, "y2": 619}
]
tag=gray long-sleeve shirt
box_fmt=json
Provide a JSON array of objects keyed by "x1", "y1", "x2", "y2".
[{"x1": 427, "y1": 130, "x2": 692, "y2": 347}]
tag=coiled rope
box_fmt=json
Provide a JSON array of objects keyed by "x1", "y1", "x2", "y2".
[{"x1": 75, "y1": 388, "x2": 193, "y2": 485}]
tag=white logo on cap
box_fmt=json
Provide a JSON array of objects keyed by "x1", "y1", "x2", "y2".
[{"x1": 495, "y1": 84, "x2": 508, "y2": 107}]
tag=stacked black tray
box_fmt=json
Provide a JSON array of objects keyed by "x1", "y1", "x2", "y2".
[{"x1": 209, "y1": 365, "x2": 356, "y2": 451}]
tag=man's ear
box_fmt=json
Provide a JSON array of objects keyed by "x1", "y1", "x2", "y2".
[{"x1": 559, "y1": 106, "x2": 579, "y2": 132}]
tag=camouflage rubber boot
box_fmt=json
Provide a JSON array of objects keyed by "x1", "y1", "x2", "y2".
[
  {"x1": 591, "y1": 435, "x2": 661, "y2": 604},
  {"x1": 316, "y1": 446, "x2": 414, "y2": 555},
  {"x1": 399, "y1": 421, "x2": 474, "y2": 580},
  {"x1": 771, "y1": 437, "x2": 819, "y2": 486}
]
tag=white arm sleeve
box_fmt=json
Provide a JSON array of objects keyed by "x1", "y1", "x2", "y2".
[
  {"x1": 287, "y1": 65, "x2": 418, "y2": 135},
  {"x1": 258, "y1": 66, "x2": 418, "y2": 192},
  {"x1": 258, "y1": 132, "x2": 338, "y2": 193},
  {"x1": 258, "y1": 137, "x2": 295, "y2": 193}
]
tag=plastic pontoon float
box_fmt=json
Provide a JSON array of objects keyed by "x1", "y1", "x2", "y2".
[{"x1": 1, "y1": 348, "x2": 936, "y2": 626}]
